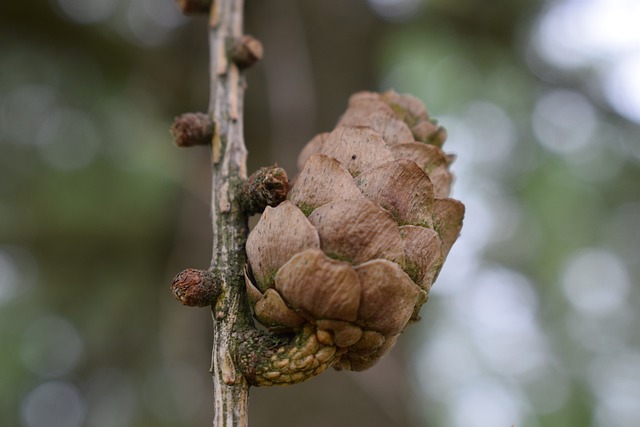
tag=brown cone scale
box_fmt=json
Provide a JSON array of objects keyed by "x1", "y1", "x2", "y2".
[{"x1": 245, "y1": 91, "x2": 464, "y2": 370}]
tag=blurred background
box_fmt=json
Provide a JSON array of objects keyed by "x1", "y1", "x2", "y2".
[{"x1": 1, "y1": 0, "x2": 639, "y2": 426}]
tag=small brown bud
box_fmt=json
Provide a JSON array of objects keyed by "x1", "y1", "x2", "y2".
[
  {"x1": 171, "y1": 268, "x2": 220, "y2": 307},
  {"x1": 174, "y1": 0, "x2": 211, "y2": 15},
  {"x1": 228, "y1": 35, "x2": 263, "y2": 69},
  {"x1": 170, "y1": 112, "x2": 213, "y2": 147},
  {"x1": 239, "y1": 165, "x2": 290, "y2": 215}
]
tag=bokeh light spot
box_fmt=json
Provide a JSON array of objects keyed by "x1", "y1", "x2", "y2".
[
  {"x1": 561, "y1": 248, "x2": 630, "y2": 317},
  {"x1": 416, "y1": 329, "x2": 482, "y2": 401},
  {"x1": 450, "y1": 378, "x2": 524, "y2": 427},
  {"x1": 465, "y1": 267, "x2": 547, "y2": 376},
  {"x1": 463, "y1": 101, "x2": 516, "y2": 166},
  {"x1": 532, "y1": 90, "x2": 597, "y2": 155},
  {"x1": 533, "y1": 0, "x2": 640, "y2": 124},
  {"x1": 21, "y1": 381, "x2": 86, "y2": 427},
  {"x1": 468, "y1": 267, "x2": 538, "y2": 334},
  {"x1": 604, "y1": 55, "x2": 640, "y2": 124}
]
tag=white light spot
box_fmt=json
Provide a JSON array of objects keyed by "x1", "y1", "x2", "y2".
[
  {"x1": 21, "y1": 381, "x2": 86, "y2": 427},
  {"x1": 463, "y1": 101, "x2": 516, "y2": 166},
  {"x1": 532, "y1": 90, "x2": 597, "y2": 155},
  {"x1": 604, "y1": 56, "x2": 640, "y2": 123},
  {"x1": 533, "y1": 1, "x2": 595, "y2": 69},
  {"x1": 464, "y1": 267, "x2": 547, "y2": 376},
  {"x1": 20, "y1": 315, "x2": 85, "y2": 377},
  {"x1": 467, "y1": 267, "x2": 538, "y2": 334},
  {"x1": 532, "y1": 0, "x2": 640, "y2": 124},
  {"x1": 449, "y1": 377, "x2": 525, "y2": 427},
  {"x1": 416, "y1": 329, "x2": 482, "y2": 401},
  {"x1": 533, "y1": 0, "x2": 640, "y2": 68},
  {"x1": 561, "y1": 248, "x2": 630, "y2": 317}
]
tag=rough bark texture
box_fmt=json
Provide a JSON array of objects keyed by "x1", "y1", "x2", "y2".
[{"x1": 206, "y1": 0, "x2": 252, "y2": 425}]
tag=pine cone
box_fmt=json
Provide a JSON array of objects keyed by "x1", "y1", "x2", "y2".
[{"x1": 245, "y1": 91, "x2": 464, "y2": 371}]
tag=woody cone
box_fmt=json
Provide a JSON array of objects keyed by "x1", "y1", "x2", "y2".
[{"x1": 245, "y1": 91, "x2": 465, "y2": 371}]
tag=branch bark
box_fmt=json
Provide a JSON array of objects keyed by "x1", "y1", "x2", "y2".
[{"x1": 206, "y1": 0, "x2": 252, "y2": 425}]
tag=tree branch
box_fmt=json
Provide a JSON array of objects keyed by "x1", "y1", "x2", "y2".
[
  {"x1": 204, "y1": 1, "x2": 253, "y2": 425},
  {"x1": 171, "y1": 1, "x2": 349, "y2": 425}
]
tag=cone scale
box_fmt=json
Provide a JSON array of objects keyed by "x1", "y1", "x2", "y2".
[{"x1": 245, "y1": 91, "x2": 465, "y2": 371}]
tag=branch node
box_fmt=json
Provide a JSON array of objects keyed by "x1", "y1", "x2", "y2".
[
  {"x1": 170, "y1": 112, "x2": 213, "y2": 147},
  {"x1": 171, "y1": 268, "x2": 221, "y2": 307},
  {"x1": 228, "y1": 35, "x2": 264, "y2": 69},
  {"x1": 239, "y1": 166, "x2": 290, "y2": 215}
]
